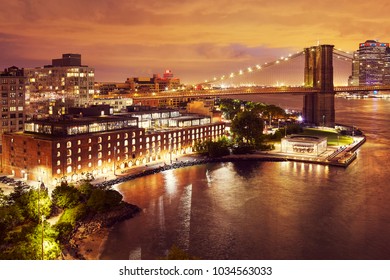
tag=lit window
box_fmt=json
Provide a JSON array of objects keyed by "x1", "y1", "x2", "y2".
[
  {"x1": 77, "y1": 140, "x2": 81, "y2": 145},
  {"x1": 77, "y1": 165, "x2": 81, "y2": 170},
  {"x1": 125, "y1": 133, "x2": 128, "y2": 139},
  {"x1": 88, "y1": 146, "x2": 92, "y2": 152},
  {"x1": 88, "y1": 154, "x2": 92, "y2": 159},
  {"x1": 67, "y1": 166, "x2": 72, "y2": 174},
  {"x1": 67, "y1": 158, "x2": 72, "y2": 164},
  {"x1": 88, "y1": 138, "x2": 92, "y2": 143},
  {"x1": 124, "y1": 140, "x2": 128, "y2": 146},
  {"x1": 57, "y1": 151, "x2": 61, "y2": 157},
  {"x1": 57, "y1": 160, "x2": 61, "y2": 166},
  {"x1": 108, "y1": 135, "x2": 111, "y2": 140},
  {"x1": 57, "y1": 143, "x2": 61, "y2": 148},
  {"x1": 67, "y1": 149, "x2": 72, "y2": 156},
  {"x1": 98, "y1": 152, "x2": 102, "y2": 158},
  {"x1": 57, "y1": 169, "x2": 61, "y2": 175},
  {"x1": 98, "y1": 137, "x2": 102, "y2": 143},
  {"x1": 67, "y1": 141, "x2": 72, "y2": 148},
  {"x1": 78, "y1": 156, "x2": 81, "y2": 162},
  {"x1": 117, "y1": 134, "x2": 120, "y2": 139},
  {"x1": 88, "y1": 162, "x2": 92, "y2": 168}
]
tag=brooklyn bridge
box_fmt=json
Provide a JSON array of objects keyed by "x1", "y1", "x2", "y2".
[{"x1": 129, "y1": 45, "x2": 390, "y2": 126}]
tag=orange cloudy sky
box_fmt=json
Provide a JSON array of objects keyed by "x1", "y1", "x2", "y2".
[{"x1": 1, "y1": 0, "x2": 389, "y2": 83}]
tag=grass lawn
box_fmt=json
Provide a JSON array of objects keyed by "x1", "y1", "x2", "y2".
[{"x1": 301, "y1": 128, "x2": 354, "y2": 146}]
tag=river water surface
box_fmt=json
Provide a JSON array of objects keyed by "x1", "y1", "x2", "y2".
[{"x1": 101, "y1": 96, "x2": 390, "y2": 260}]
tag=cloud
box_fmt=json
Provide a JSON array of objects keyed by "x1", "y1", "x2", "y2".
[{"x1": 0, "y1": 0, "x2": 387, "y2": 83}]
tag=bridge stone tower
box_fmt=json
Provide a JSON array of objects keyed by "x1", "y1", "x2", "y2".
[{"x1": 303, "y1": 44, "x2": 335, "y2": 127}]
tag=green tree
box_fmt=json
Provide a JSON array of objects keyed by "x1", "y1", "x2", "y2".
[
  {"x1": 1, "y1": 222, "x2": 61, "y2": 260},
  {"x1": 87, "y1": 189, "x2": 123, "y2": 212},
  {"x1": 52, "y1": 184, "x2": 81, "y2": 209},
  {"x1": 16, "y1": 189, "x2": 52, "y2": 221},
  {"x1": 262, "y1": 104, "x2": 286, "y2": 122},
  {"x1": 231, "y1": 110, "x2": 264, "y2": 148},
  {"x1": 78, "y1": 180, "x2": 94, "y2": 198},
  {"x1": 0, "y1": 204, "x2": 25, "y2": 243},
  {"x1": 207, "y1": 137, "x2": 230, "y2": 158},
  {"x1": 219, "y1": 99, "x2": 242, "y2": 120}
]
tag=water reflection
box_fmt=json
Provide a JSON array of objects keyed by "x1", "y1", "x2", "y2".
[
  {"x1": 101, "y1": 98, "x2": 390, "y2": 260},
  {"x1": 230, "y1": 161, "x2": 261, "y2": 178}
]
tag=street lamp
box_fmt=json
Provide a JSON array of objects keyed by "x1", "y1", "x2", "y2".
[{"x1": 37, "y1": 181, "x2": 45, "y2": 260}]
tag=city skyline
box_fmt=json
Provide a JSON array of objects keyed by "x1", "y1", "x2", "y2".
[{"x1": 1, "y1": 0, "x2": 389, "y2": 83}]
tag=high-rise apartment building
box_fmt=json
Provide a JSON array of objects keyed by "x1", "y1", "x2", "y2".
[
  {"x1": 25, "y1": 54, "x2": 95, "y2": 107},
  {"x1": 351, "y1": 40, "x2": 390, "y2": 85},
  {"x1": 0, "y1": 66, "x2": 26, "y2": 145}
]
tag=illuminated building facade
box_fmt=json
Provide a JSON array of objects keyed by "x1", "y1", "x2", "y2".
[
  {"x1": 0, "y1": 66, "x2": 26, "y2": 145},
  {"x1": 92, "y1": 97, "x2": 133, "y2": 113},
  {"x1": 94, "y1": 82, "x2": 132, "y2": 96},
  {"x1": 126, "y1": 70, "x2": 181, "y2": 92},
  {"x1": 2, "y1": 109, "x2": 225, "y2": 184},
  {"x1": 25, "y1": 54, "x2": 95, "y2": 107},
  {"x1": 352, "y1": 40, "x2": 390, "y2": 85},
  {"x1": 280, "y1": 135, "x2": 327, "y2": 156}
]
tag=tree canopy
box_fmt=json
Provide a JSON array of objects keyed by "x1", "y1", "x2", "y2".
[{"x1": 231, "y1": 110, "x2": 264, "y2": 148}]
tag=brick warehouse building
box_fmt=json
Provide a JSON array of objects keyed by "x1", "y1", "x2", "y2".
[{"x1": 2, "y1": 110, "x2": 225, "y2": 185}]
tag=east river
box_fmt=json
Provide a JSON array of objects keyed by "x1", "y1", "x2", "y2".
[{"x1": 100, "y1": 96, "x2": 390, "y2": 260}]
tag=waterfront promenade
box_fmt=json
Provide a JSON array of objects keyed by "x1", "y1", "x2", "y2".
[
  {"x1": 0, "y1": 136, "x2": 365, "y2": 194},
  {"x1": 92, "y1": 136, "x2": 365, "y2": 189}
]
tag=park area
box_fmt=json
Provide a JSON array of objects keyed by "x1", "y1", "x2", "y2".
[{"x1": 301, "y1": 128, "x2": 354, "y2": 146}]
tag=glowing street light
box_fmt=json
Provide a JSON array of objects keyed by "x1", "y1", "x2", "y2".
[{"x1": 37, "y1": 181, "x2": 46, "y2": 260}]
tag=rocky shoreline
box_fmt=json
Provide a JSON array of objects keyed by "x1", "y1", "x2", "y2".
[{"x1": 62, "y1": 202, "x2": 142, "y2": 260}]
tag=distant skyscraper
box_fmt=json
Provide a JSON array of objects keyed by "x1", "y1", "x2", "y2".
[{"x1": 355, "y1": 40, "x2": 390, "y2": 85}]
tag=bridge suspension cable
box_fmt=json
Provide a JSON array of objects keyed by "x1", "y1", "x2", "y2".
[
  {"x1": 333, "y1": 48, "x2": 354, "y2": 61},
  {"x1": 198, "y1": 50, "x2": 305, "y2": 86}
]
